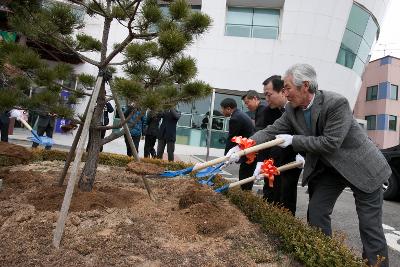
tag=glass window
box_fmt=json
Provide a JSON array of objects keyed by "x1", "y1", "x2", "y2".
[
  {"x1": 225, "y1": 7, "x2": 280, "y2": 39},
  {"x1": 390, "y1": 84, "x2": 398, "y2": 100},
  {"x1": 226, "y1": 7, "x2": 253, "y2": 25},
  {"x1": 252, "y1": 26, "x2": 278, "y2": 39},
  {"x1": 336, "y1": 3, "x2": 378, "y2": 76},
  {"x1": 366, "y1": 85, "x2": 378, "y2": 101},
  {"x1": 389, "y1": 115, "x2": 397, "y2": 131},
  {"x1": 346, "y1": 4, "x2": 369, "y2": 35},
  {"x1": 336, "y1": 45, "x2": 356, "y2": 68},
  {"x1": 342, "y1": 29, "x2": 362, "y2": 54},
  {"x1": 363, "y1": 17, "x2": 379, "y2": 47},
  {"x1": 225, "y1": 25, "x2": 251, "y2": 37},
  {"x1": 365, "y1": 115, "x2": 376, "y2": 130},
  {"x1": 253, "y1": 9, "x2": 279, "y2": 27}
]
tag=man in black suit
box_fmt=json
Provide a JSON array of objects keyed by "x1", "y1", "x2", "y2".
[
  {"x1": 0, "y1": 111, "x2": 10, "y2": 142},
  {"x1": 221, "y1": 98, "x2": 256, "y2": 191},
  {"x1": 32, "y1": 112, "x2": 56, "y2": 150},
  {"x1": 156, "y1": 109, "x2": 181, "y2": 161},
  {"x1": 252, "y1": 76, "x2": 302, "y2": 215}
]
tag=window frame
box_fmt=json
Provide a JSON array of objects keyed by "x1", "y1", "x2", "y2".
[
  {"x1": 225, "y1": 6, "x2": 280, "y2": 39},
  {"x1": 388, "y1": 115, "x2": 397, "y2": 131},
  {"x1": 365, "y1": 115, "x2": 376, "y2": 130},
  {"x1": 366, "y1": 85, "x2": 378, "y2": 101},
  {"x1": 390, "y1": 84, "x2": 398, "y2": 100}
]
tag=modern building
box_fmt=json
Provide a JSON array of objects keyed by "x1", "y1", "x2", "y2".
[{"x1": 354, "y1": 55, "x2": 400, "y2": 148}]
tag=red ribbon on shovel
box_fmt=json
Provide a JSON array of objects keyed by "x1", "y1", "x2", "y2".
[
  {"x1": 231, "y1": 136, "x2": 257, "y2": 164},
  {"x1": 261, "y1": 159, "x2": 280, "y2": 188}
]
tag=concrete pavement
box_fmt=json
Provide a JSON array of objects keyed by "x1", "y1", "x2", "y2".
[{"x1": 7, "y1": 127, "x2": 225, "y2": 164}]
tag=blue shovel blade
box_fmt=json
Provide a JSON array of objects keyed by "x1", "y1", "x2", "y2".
[
  {"x1": 28, "y1": 135, "x2": 54, "y2": 147},
  {"x1": 214, "y1": 184, "x2": 229, "y2": 193},
  {"x1": 195, "y1": 162, "x2": 225, "y2": 178},
  {"x1": 160, "y1": 166, "x2": 194, "y2": 177},
  {"x1": 198, "y1": 174, "x2": 216, "y2": 186}
]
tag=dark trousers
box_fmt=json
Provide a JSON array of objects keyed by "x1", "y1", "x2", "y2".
[
  {"x1": 144, "y1": 135, "x2": 157, "y2": 158},
  {"x1": 0, "y1": 119, "x2": 9, "y2": 142},
  {"x1": 239, "y1": 161, "x2": 257, "y2": 191},
  {"x1": 32, "y1": 125, "x2": 53, "y2": 149},
  {"x1": 156, "y1": 139, "x2": 175, "y2": 161},
  {"x1": 307, "y1": 163, "x2": 388, "y2": 267},
  {"x1": 263, "y1": 168, "x2": 301, "y2": 215},
  {"x1": 124, "y1": 135, "x2": 140, "y2": 157}
]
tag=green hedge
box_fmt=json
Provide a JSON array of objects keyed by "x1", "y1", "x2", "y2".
[
  {"x1": 1, "y1": 148, "x2": 367, "y2": 266},
  {"x1": 226, "y1": 188, "x2": 367, "y2": 267}
]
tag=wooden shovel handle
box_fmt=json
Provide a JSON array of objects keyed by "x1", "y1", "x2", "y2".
[
  {"x1": 193, "y1": 138, "x2": 284, "y2": 171},
  {"x1": 18, "y1": 118, "x2": 33, "y2": 131},
  {"x1": 227, "y1": 160, "x2": 302, "y2": 189}
]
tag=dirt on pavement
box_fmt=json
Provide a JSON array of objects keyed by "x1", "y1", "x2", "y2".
[{"x1": 0, "y1": 160, "x2": 297, "y2": 267}]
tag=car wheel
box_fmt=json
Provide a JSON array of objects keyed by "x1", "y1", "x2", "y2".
[{"x1": 383, "y1": 173, "x2": 399, "y2": 200}]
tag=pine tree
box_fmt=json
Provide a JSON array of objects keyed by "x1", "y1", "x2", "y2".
[{"x1": 3, "y1": 0, "x2": 212, "y2": 191}]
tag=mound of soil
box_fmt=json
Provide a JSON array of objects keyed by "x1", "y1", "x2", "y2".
[
  {"x1": 0, "y1": 142, "x2": 32, "y2": 160},
  {"x1": 0, "y1": 161, "x2": 296, "y2": 267}
]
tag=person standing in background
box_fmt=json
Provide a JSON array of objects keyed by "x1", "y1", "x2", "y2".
[
  {"x1": 156, "y1": 109, "x2": 181, "y2": 161},
  {"x1": 32, "y1": 112, "x2": 56, "y2": 150},
  {"x1": 222, "y1": 98, "x2": 256, "y2": 191},
  {"x1": 100, "y1": 102, "x2": 114, "y2": 152},
  {"x1": 0, "y1": 110, "x2": 10, "y2": 142},
  {"x1": 124, "y1": 105, "x2": 147, "y2": 156},
  {"x1": 144, "y1": 110, "x2": 161, "y2": 158}
]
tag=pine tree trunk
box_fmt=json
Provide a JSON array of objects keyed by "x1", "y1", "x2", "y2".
[{"x1": 78, "y1": 85, "x2": 106, "y2": 191}]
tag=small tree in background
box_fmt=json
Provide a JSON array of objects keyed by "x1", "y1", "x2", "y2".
[
  {"x1": 0, "y1": 41, "x2": 86, "y2": 118},
  {"x1": 3, "y1": 0, "x2": 212, "y2": 191}
]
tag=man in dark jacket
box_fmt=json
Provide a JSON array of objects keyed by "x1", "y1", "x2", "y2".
[
  {"x1": 221, "y1": 98, "x2": 256, "y2": 191},
  {"x1": 124, "y1": 105, "x2": 147, "y2": 156},
  {"x1": 253, "y1": 75, "x2": 302, "y2": 215},
  {"x1": 144, "y1": 110, "x2": 161, "y2": 158},
  {"x1": 0, "y1": 111, "x2": 10, "y2": 142},
  {"x1": 156, "y1": 109, "x2": 181, "y2": 161},
  {"x1": 32, "y1": 112, "x2": 56, "y2": 150}
]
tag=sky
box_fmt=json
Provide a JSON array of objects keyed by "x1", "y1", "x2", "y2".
[{"x1": 370, "y1": 0, "x2": 400, "y2": 60}]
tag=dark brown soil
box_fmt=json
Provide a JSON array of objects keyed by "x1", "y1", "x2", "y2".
[
  {"x1": 0, "y1": 142, "x2": 32, "y2": 160},
  {"x1": 0, "y1": 161, "x2": 295, "y2": 267}
]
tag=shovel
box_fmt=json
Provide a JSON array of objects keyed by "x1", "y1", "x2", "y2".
[
  {"x1": 18, "y1": 118, "x2": 54, "y2": 147},
  {"x1": 160, "y1": 138, "x2": 284, "y2": 177},
  {"x1": 197, "y1": 173, "x2": 217, "y2": 186},
  {"x1": 214, "y1": 161, "x2": 302, "y2": 193}
]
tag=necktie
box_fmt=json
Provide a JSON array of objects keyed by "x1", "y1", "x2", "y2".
[{"x1": 303, "y1": 109, "x2": 312, "y2": 129}]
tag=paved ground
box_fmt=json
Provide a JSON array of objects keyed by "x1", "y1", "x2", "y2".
[
  {"x1": 215, "y1": 160, "x2": 400, "y2": 264},
  {"x1": 297, "y1": 187, "x2": 400, "y2": 265}
]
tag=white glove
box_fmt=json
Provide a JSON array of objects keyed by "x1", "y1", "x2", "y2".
[
  {"x1": 276, "y1": 134, "x2": 293, "y2": 148},
  {"x1": 295, "y1": 154, "x2": 305, "y2": 168},
  {"x1": 226, "y1": 145, "x2": 241, "y2": 165},
  {"x1": 253, "y1": 162, "x2": 264, "y2": 181}
]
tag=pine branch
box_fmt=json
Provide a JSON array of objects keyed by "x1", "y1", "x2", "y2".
[
  {"x1": 22, "y1": 5, "x2": 100, "y2": 67},
  {"x1": 66, "y1": 0, "x2": 107, "y2": 17}
]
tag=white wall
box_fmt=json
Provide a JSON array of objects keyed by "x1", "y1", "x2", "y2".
[{"x1": 73, "y1": 0, "x2": 390, "y2": 108}]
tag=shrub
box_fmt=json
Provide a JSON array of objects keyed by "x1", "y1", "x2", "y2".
[{"x1": 226, "y1": 188, "x2": 366, "y2": 267}]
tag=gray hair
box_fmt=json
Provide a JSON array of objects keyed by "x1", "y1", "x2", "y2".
[{"x1": 284, "y1": 64, "x2": 318, "y2": 93}]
